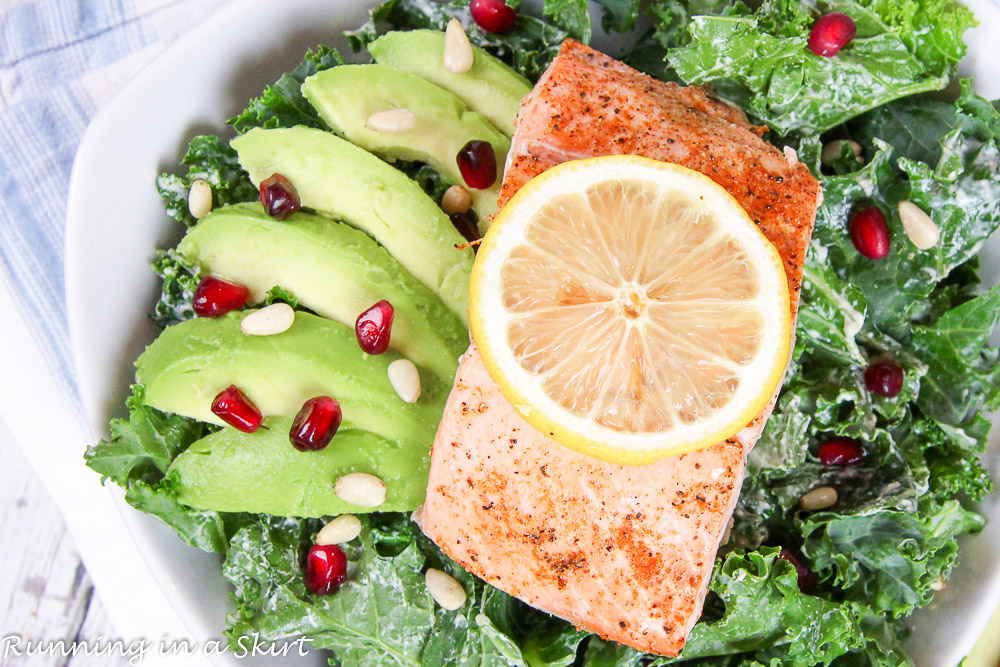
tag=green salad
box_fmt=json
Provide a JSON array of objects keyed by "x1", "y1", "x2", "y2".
[{"x1": 85, "y1": 0, "x2": 1000, "y2": 665}]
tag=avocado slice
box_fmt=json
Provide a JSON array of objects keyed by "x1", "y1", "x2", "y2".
[
  {"x1": 176, "y1": 203, "x2": 465, "y2": 381},
  {"x1": 231, "y1": 127, "x2": 473, "y2": 324},
  {"x1": 302, "y1": 64, "x2": 509, "y2": 222},
  {"x1": 136, "y1": 311, "x2": 446, "y2": 448},
  {"x1": 368, "y1": 30, "x2": 531, "y2": 138},
  {"x1": 169, "y1": 417, "x2": 426, "y2": 516}
]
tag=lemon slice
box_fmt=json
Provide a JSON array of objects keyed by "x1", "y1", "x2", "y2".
[{"x1": 470, "y1": 156, "x2": 791, "y2": 465}]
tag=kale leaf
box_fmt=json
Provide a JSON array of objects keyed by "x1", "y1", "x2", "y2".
[
  {"x1": 85, "y1": 385, "x2": 208, "y2": 485},
  {"x1": 801, "y1": 499, "x2": 985, "y2": 617},
  {"x1": 396, "y1": 160, "x2": 453, "y2": 203},
  {"x1": 802, "y1": 88, "x2": 1000, "y2": 341},
  {"x1": 584, "y1": 548, "x2": 908, "y2": 666},
  {"x1": 224, "y1": 513, "x2": 585, "y2": 666},
  {"x1": 152, "y1": 135, "x2": 256, "y2": 322},
  {"x1": 592, "y1": 0, "x2": 643, "y2": 33},
  {"x1": 849, "y1": 80, "x2": 1000, "y2": 167},
  {"x1": 926, "y1": 440, "x2": 993, "y2": 503},
  {"x1": 151, "y1": 250, "x2": 200, "y2": 326},
  {"x1": 849, "y1": 96, "x2": 960, "y2": 168},
  {"x1": 264, "y1": 285, "x2": 300, "y2": 309},
  {"x1": 910, "y1": 281, "x2": 1000, "y2": 426},
  {"x1": 346, "y1": 0, "x2": 573, "y2": 81},
  {"x1": 680, "y1": 549, "x2": 867, "y2": 664},
  {"x1": 616, "y1": 0, "x2": 741, "y2": 81},
  {"x1": 542, "y1": 0, "x2": 593, "y2": 42},
  {"x1": 714, "y1": 86, "x2": 999, "y2": 660},
  {"x1": 795, "y1": 252, "x2": 867, "y2": 367},
  {"x1": 666, "y1": 0, "x2": 976, "y2": 134},
  {"x1": 228, "y1": 46, "x2": 344, "y2": 134},
  {"x1": 126, "y1": 476, "x2": 251, "y2": 553},
  {"x1": 156, "y1": 135, "x2": 257, "y2": 229},
  {"x1": 85, "y1": 386, "x2": 250, "y2": 553}
]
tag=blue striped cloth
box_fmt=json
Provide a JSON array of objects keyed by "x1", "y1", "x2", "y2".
[{"x1": 0, "y1": 0, "x2": 222, "y2": 402}]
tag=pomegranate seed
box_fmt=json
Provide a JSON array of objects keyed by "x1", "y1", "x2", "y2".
[
  {"x1": 290, "y1": 396, "x2": 343, "y2": 452},
  {"x1": 450, "y1": 211, "x2": 480, "y2": 243},
  {"x1": 778, "y1": 548, "x2": 819, "y2": 593},
  {"x1": 470, "y1": 0, "x2": 516, "y2": 33},
  {"x1": 849, "y1": 207, "x2": 890, "y2": 259},
  {"x1": 818, "y1": 438, "x2": 866, "y2": 466},
  {"x1": 865, "y1": 361, "x2": 904, "y2": 398},
  {"x1": 457, "y1": 140, "x2": 497, "y2": 189},
  {"x1": 809, "y1": 12, "x2": 856, "y2": 57},
  {"x1": 259, "y1": 173, "x2": 301, "y2": 220},
  {"x1": 192, "y1": 276, "x2": 250, "y2": 317},
  {"x1": 304, "y1": 543, "x2": 348, "y2": 595},
  {"x1": 355, "y1": 300, "x2": 394, "y2": 355},
  {"x1": 211, "y1": 385, "x2": 262, "y2": 433}
]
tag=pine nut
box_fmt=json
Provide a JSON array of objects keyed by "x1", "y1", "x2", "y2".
[
  {"x1": 821, "y1": 139, "x2": 862, "y2": 166},
  {"x1": 783, "y1": 145, "x2": 799, "y2": 166},
  {"x1": 441, "y1": 185, "x2": 472, "y2": 215},
  {"x1": 720, "y1": 516, "x2": 735, "y2": 546},
  {"x1": 800, "y1": 486, "x2": 838, "y2": 510},
  {"x1": 365, "y1": 108, "x2": 416, "y2": 134},
  {"x1": 388, "y1": 359, "x2": 421, "y2": 403},
  {"x1": 425, "y1": 568, "x2": 467, "y2": 610},
  {"x1": 444, "y1": 19, "x2": 474, "y2": 74},
  {"x1": 240, "y1": 303, "x2": 294, "y2": 336},
  {"x1": 333, "y1": 473, "x2": 387, "y2": 508},
  {"x1": 188, "y1": 179, "x2": 213, "y2": 219},
  {"x1": 316, "y1": 514, "x2": 362, "y2": 545},
  {"x1": 898, "y1": 201, "x2": 940, "y2": 250}
]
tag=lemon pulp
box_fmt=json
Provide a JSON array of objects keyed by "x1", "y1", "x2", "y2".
[{"x1": 471, "y1": 156, "x2": 791, "y2": 465}]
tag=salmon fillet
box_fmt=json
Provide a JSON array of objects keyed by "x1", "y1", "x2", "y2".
[{"x1": 416, "y1": 40, "x2": 820, "y2": 656}]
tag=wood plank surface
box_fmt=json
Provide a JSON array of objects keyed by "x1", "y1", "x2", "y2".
[{"x1": 1, "y1": 417, "x2": 128, "y2": 666}]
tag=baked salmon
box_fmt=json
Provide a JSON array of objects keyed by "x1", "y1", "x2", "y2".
[{"x1": 416, "y1": 40, "x2": 820, "y2": 656}]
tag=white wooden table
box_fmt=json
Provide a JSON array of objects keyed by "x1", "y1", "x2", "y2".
[{"x1": 1, "y1": 419, "x2": 128, "y2": 667}]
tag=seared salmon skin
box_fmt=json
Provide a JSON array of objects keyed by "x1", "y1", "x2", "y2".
[{"x1": 416, "y1": 40, "x2": 820, "y2": 656}]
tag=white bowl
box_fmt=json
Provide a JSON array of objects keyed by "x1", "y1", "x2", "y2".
[{"x1": 64, "y1": 1, "x2": 1000, "y2": 665}]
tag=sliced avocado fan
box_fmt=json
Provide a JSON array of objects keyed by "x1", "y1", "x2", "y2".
[
  {"x1": 169, "y1": 417, "x2": 427, "y2": 516},
  {"x1": 368, "y1": 30, "x2": 531, "y2": 138},
  {"x1": 136, "y1": 311, "x2": 447, "y2": 448},
  {"x1": 232, "y1": 126, "x2": 473, "y2": 325},
  {"x1": 302, "y1": 64, "x2": 509, "y2": 223},
  {"x1": 177, "y1": 203, "x2": 466, "y2": 381}
]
